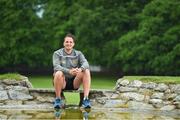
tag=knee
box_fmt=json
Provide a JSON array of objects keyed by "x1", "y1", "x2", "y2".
[
  {"x1": 84, "y1": 69, "x2": 90, "y2": 75},
  {"x1": 54, "y1": 71, "x2": 64, "y2": 79}
]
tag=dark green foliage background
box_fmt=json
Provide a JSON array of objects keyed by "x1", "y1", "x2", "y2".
[{"x1": 0, "y1": 0, "x2": 179, "y2": 75}]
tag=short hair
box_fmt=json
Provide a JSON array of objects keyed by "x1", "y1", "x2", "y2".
[{"x1": 64, "y1": 33, "x2": 76, "y2": 41}]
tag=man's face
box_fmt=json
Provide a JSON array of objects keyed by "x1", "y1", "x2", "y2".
[{"x1": 63, "y1": 37, "x2": 75, "y2": 51}]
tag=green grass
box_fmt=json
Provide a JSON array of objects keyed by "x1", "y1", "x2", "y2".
[
  {"x1": 123, "y1": 76, "x2": 180, "y2": 84},
  {"x1": 28, "y1": 75, "x2": 116, "y2": 105},
  {"x1": 28, "y1": 75, "x2": 116, "y2": 89},
  {"x1": 28, "y1": 76, "x2": 54, "y2": 88},
  {"x1": 0, "y1": 73, "x2": 23, "y2": 80}
]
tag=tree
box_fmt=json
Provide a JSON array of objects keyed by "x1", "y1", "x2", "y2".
[
  {"x1": 0, "y1": 0, "x2": 49, "y2": 69},
  {"x1": 115, "y1": 0, "x2": 180, "y2": 75}
]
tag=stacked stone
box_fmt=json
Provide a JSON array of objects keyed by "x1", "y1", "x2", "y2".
[
  {"x1": 0, "y1": 77, "x2": 33, "y2": 105},
  {"x1": 0, "y1": 77, "x2": 54, "y2": 109},
  {"x1": 112, "y1": 78, "x2": 180, "y2": 111},
  {"x1": 0, "y1": 76, "x2": 179, "y2": 114}
]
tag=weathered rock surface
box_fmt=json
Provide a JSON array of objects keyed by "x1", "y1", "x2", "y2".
[{"x1": 0, "y1": 76, "x2": 179, "y2": 118}]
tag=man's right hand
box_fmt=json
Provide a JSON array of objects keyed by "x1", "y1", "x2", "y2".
[
  {"x1": 69, "y1": 68, "x2": 82, "y2": 76},
  {"x1": 69, "y1": 68, "x2": 77, "y2": 76}
]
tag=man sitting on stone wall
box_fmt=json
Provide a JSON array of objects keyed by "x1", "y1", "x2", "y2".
[{"x1": 52, "y1": 33, "x2": 91, "y2": 109}]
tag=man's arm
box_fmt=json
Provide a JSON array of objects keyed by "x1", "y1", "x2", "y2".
[
  {"x1": 52, "y1": 52, "x2": 70, "y2": 74},
  {"x1": 79, "y1": 51, "x2": 89, "y2": 71}
]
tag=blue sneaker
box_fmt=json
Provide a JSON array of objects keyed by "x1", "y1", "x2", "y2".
[
  {"x1": 54, "y1": 98, "x2": 62, "y2": 109},
  {"x1": 81, "y1": 98, "x2": 91, "y2": 109}
]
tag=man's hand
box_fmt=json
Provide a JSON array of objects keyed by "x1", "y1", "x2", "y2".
[
  {"x1": 69, "y1": 68, "x2": 82, "y2": 76},
  {"x1": 69, "y1": 68, "x2": 76, "y2": 76}
]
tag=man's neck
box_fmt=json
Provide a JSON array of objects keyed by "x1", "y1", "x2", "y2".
[{"x1": 64, "y1": 49, "x2": 73, "y2": 55}]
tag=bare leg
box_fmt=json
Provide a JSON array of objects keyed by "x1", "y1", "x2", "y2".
[
  {"x1": 82, "y1": 69, "x2": 91, "y2": 97},
  {"x1": 74, "y1": 69, "x2": 91, "y2": 97},
  {"x1": 53, "y1": 71, "x2": 66, "y2": 98}
]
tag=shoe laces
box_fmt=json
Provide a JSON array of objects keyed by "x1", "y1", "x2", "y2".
[
  {"x1": 55, "y1": 98, "x2": 61, "y2": 104},
  {"x1": 84, "y1": 98, "x2": 90, "y2": 104}
]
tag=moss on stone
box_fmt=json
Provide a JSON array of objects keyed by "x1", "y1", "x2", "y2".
[
  {"x1": 0, "y1": 73, "x2": 23, "y2": 81},
  {"x1": 123, "y1": 76, "x2": 180, "y2": 84}
]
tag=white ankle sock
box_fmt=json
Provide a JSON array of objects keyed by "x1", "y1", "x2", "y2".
[{"x1": 83, "y1": 96, "x2": 88, "y2": 100}]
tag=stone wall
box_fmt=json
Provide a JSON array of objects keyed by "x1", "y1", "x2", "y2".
[
  {"x1": 0, "y1": 77, "x2": 179, "y2": 115},
  {"x1": 93, "y1": 78, "x2": 180, "y2": 112},
  {"x1": 0, "y1": 77, "x2": 53, "y2": 109},
  {"x1": 0, "y1": 77, "x2": 109, "y2": 109}
]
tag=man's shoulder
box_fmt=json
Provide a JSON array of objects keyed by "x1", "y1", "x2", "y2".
[
  {"x1": 73, "y1": 49, "x2": 83, "y2": 55},
  {"x1": 54, "y1": 48, "x2": 64, "y2": 55}
]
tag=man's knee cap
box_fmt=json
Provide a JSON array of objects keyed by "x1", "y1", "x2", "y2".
[{"x1": 54, "y1": 71, "x2": 63, "y2": 78}]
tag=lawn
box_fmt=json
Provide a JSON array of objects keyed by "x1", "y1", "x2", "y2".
[
  {"x1": 28, "y1": 75, "x2": 117, "y2": 105},
  {"x1": 28, "y1": 75, "x2": 117, "y2": 89}
]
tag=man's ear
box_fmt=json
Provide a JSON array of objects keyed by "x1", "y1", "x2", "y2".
[{"x1": 63, "y1": 41, "x2": 65, "y2": 47}]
